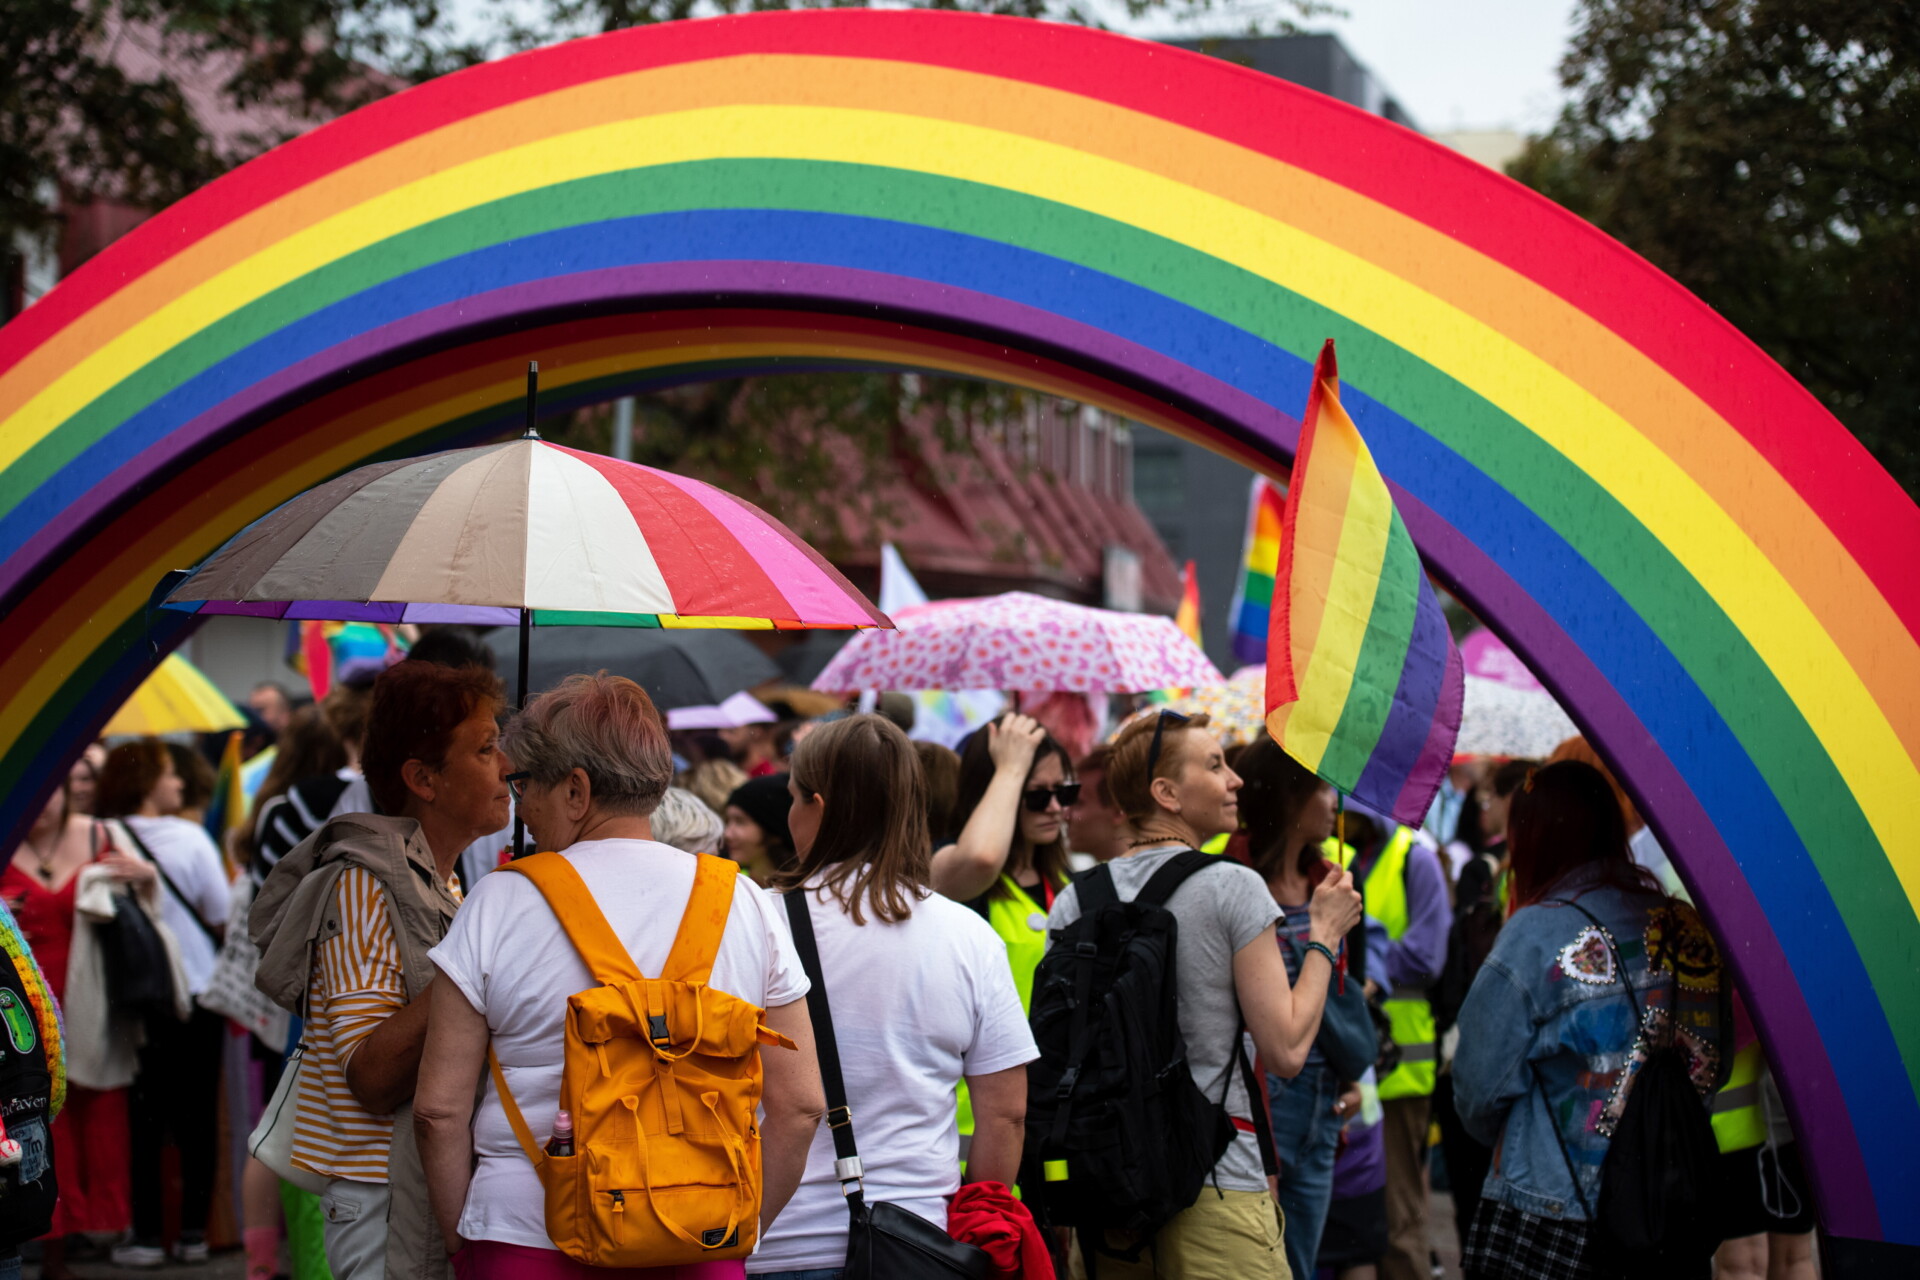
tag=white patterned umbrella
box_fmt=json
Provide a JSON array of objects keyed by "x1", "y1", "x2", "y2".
[
  {"x1": 1453, "y1": 629, "x2": 1579, "y2": 757},
  {"x1": 811, "y1": 592, "x2": 1223, "y2": 694}
]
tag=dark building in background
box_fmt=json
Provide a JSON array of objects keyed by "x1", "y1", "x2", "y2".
[{"x1": 1131, "y1": 33, "x2": 1418, "y2": 672}]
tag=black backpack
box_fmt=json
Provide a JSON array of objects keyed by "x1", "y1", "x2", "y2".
[
  {"x1": 1020, "y1": 851, "x2": 1273, "y2": 1257},
  {"x1": 1540, "y1": 900, "x2": 1722, "y2": 1275}
]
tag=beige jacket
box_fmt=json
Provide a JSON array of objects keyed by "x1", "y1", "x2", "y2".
[{"x1": 251, "y1": 812, "x2": 460, "y2": 1280}]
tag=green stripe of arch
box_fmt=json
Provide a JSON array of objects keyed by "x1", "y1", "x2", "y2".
[
  {"x1": 1320, "y1": 506, "x2": 1424, "y2": 786},
  {"x1": 12, "y1": 157, "x2": 1915, "y2": 1083}
]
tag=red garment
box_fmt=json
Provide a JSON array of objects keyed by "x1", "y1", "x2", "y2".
[
  {"x1": 747, "y1": 759, "x2": 779, "y2": 778},
  {"x1": 451, "y1": 1240, "x2": 741, "y2": 1279},
  {"x1": 48, "y1": 1084, "x2": 132, "y2": 1235},
  {"x1": 948, "y1": 1181, "x2": 1055, "y2": 1280},
  {"x1": 1, "y1": 862, "x2": 84, "y2": 1003}
]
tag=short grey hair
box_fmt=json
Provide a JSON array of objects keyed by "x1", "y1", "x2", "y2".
[
  {"x1": 500, "y1": 673, "x2": 672, "y2": 817},
  {"x1": 649, "y1": 787, "x2": 724, "y2": 855}
]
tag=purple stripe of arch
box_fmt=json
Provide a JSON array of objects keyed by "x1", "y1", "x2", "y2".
[
  {"x1": 1389, "y1": 482, "x2": 1874, "y2": 1235},
  {"x1": 0, "y1": 262, "x2": 1299, "y2": 606},
  {"x1": 1350, "y1": 539, "x2": 1456, "y2": 823},
  {"x1": 20, "y1": 257, "x2": 1866, "y2": 1232}
]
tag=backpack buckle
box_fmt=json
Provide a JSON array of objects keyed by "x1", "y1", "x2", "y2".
[
  {"x1": 647, "y1": 1013, "x2": 671, "y2": 1047},
  {"x1": 1055, "y1": 1066, "x2": 1081, "y2": 1100},
  {"x1": 1075, "y1": 942, "x2": 1099, "y2": 958}
]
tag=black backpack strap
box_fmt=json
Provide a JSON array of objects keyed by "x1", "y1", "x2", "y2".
[
  {"x1": 1133, "y1": 848, "x2": 1222, "y2": 908},
  {"x1": 1074, "y1": 863, "x2": 1118, "y2": 915},
  {"x1": 781, "y1": 890, "x2": 869, "y2": 1219},
  {"x1": 1236, "y1": 1034, "x2": 1279, "y2": 1179}
]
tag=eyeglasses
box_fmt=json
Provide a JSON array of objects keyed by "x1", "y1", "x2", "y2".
[
  {"x1": 505, "y1": 771, "x2": 531, "y2": 801},
  {"x1": 1145, "y1": 710, "x2": 1191, "y2": 776},
  {"x1": 1022, "y1": 783, "x2": 1082, "y2": 813}
]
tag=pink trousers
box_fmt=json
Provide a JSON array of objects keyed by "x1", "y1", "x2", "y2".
[{"x1": 452, "y1": 1240, "x2": 746, "y2": 1280}]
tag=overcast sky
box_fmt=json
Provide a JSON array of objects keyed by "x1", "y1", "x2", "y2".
[
  {"x1": 1132, "y1": 0, "x2": 1581, "y2": 133},
  {"x1": 452, "y1": 0, "x2": 1581, "y2": 135}
]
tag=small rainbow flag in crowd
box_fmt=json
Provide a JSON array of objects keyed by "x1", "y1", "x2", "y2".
[
  {"x1": 1229, "y1": 476, "x2": 1287, "y2": 666},
  {"x1": 204, "y1": 730, "x2": 250, "y2": 859},
  {"x1": 1265, "y1": 341, "x2": 1462, "y2": 826}
]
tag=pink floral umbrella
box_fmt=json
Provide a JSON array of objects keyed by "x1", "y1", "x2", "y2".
[{"x1": 811, "y1": 592, "x2": 1224, "y2": 694}]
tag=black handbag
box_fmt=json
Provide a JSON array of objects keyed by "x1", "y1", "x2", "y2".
[
  {"x1": 782, "y1": 890, "x2": 992, "y2": 1280},
  {"x1": 99, "y1": 887, "x2": 177, "y2": 1019}
]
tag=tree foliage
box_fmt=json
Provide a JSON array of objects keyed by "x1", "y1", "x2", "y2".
[{"x1": 1510, "y1": 0, "x2": 1920, "y2": 497}]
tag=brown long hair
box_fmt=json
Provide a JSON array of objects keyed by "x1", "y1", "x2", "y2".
[
  {"x1": 953, "y1": 713, "x2": 1074, "y2": 897},
  {"x1": 242, "y1": 705, "x2": 348, "y2": 863},
  {"x1": 779, "y1": 714, "x2": 928, "y2": 925},
  {"x1": 1236, "y1": 736, "x2": 1331, "y2": 879},
  {"x1": 1508, "y1": 760, "x2": 1660, "y2": 910}
]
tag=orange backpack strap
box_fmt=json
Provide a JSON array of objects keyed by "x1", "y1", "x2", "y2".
[
  {"x1": 487, "y1": 1047, "x2": 545, "y2": 1168},
  {"x1": 661, "y1": 854, "x2": 736, "y2": 984},
  {"x1": 499, "y1": 853, "x2": 642, "y2": 986}
]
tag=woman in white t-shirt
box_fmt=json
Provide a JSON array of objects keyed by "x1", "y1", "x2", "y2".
[
  {"x1": 414, "y1": 674, "x2": 823, "y2": 1280},
  {"x1": 751, "y1": 714, "x2": 1038, "y2": 1280},
  {"x1": 96, "y1": 737, "x2": 231, "y2": 1268}
]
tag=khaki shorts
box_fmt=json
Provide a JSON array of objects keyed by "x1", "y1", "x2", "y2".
[{"x1": 1067, "y1": 1188, "x2": 1292, "y2": 1280}]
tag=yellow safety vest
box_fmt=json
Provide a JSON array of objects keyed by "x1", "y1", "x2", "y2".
[
  {"x1": 957, "y1": 875, "x2": 1056, "y2": 1151},
  {"x1": 1712, "y1": 1042, "x2": 1768, "y2": 1153},
  {"x1": 1360, "y1": 827, "x2": 1437, "y2": 1100}
]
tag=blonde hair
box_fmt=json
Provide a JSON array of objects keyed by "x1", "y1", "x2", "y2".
[
  {"x1": 650, "y1": 787, "x2": 724, "y2": 855},
  {"x1": 683, "y1": 758, "x2": 748, "y2": 816},
  {"x1": 1105, "y1": 710, "x2": 1215, "y2": 822}
]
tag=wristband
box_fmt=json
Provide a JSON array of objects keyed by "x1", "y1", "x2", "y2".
[{"x1": 1303, "y1": 940, "x2": 1338, "y2": 969}]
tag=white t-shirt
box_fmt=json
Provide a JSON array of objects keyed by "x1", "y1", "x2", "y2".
[
  {"x1": 122, "y1": 815, "x2": 230, "y2": 996},
  {"x1": 749, "y1": 884, "x2": 1039, "y2": 1275},
  {"x1": 428, "y1": 839, "x2": 810, "y2": 1251}
]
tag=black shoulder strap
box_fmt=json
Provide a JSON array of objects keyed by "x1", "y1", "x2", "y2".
[
  {"x1": 1236, "y1": 1037, "x2": 1279, "y2": 1178},
  {"x1": 113, "y1": 819, "x2": 222, "y2": 949},
  {"x1": 1134, "y1": 849, "x2": 1222, "y2": 908},
  {"x1": 781, "y1": 889, "x2": 868, "y2": 1218}
]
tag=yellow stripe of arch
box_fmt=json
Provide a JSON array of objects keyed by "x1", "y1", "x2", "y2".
[{"x1": 4, "y1": 102, "x2": 1914, "y2": 896}]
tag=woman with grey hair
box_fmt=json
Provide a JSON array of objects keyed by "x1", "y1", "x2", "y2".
[
  {"x1": 413, "y1": 673, "x2": 824, "y2": 1278},
  {"x1": 649, "y1": 786, "x2": 725, "y2": 856}
]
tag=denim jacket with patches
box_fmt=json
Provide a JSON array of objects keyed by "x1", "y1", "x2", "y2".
[{"x1": 1452, "y1": 863, "x2": 1730, "y2": 1221}]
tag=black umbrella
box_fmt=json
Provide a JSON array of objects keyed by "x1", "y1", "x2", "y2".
[{"x1": 485, "y1": 626, "x2": 780, "y2": 711}]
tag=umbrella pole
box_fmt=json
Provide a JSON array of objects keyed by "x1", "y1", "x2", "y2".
[
  {"x1": 510, "y1": 358, "x2": 538, "y2": 859},
  {"x1": 511, "y1": 609, "x2": 531, "y2": 859}
]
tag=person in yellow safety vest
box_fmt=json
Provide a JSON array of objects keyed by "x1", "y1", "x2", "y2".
[
  {"x1": 1343, "y1": 810, "x2": 1451, "y2": 1280},
  {"x1": 1711, "y1": 997, "x2": 1817, "y2": 1280},
  {"x1": 930, "y1": 713, "x2": 1077, "y2": 1161}
]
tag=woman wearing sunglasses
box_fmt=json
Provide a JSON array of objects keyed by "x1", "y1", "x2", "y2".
[{"x1": 933, "y1": 713, "x2": 1078, "y2": 1172}]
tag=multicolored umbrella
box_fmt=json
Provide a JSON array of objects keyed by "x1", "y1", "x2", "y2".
[
  {"x1": 104, "y1": 654, "x2": 247, "y2": 737},
  {"x1": 1124, "y1": 667, "x2": 1268, "y2": 748},
  {"x1": 163, "y1": 437, "x2": 888, "y2": 632},
  {"x1": 812, "y1": 592, "x2": 1223, "y2": 694}
]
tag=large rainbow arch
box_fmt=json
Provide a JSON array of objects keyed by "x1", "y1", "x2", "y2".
[{"x1": 0, "y1": 9, "x2": 1915, "y2": 1249}]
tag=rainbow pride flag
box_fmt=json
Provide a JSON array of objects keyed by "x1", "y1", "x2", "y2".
[
  {"x1": 1229, "y1": 477, "x2": 1286, "y2": 666},
  {"x1": 1266, "y1": 341, "x2": 1462, "y2": 826}
]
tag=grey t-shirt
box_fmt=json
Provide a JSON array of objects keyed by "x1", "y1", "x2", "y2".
[{"x1": 1047, "y1": 845, "x2": 1282, "y2": 1192}]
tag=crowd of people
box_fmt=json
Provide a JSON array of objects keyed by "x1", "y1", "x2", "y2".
[{"x1": 0, "y1": 625, "x2": 1819, "y2": 1280}]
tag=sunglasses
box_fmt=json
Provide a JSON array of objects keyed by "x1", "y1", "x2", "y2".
[
  {"x1": 505, "y1": 771, "x2": 532, "y2": 802},
  {"x1": 1146, "y1": 709, "x2": 1191, "y2": 775},
  {"x1": 1022, "y1": 783, "x2": 1082, "y2": 813}
]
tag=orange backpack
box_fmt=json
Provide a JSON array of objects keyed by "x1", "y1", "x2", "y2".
[{"x1": 486, "y1": 852, "x2": 796, "y2": 1268}]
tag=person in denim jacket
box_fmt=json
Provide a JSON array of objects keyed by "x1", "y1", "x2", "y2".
[{"x1": 1452, "y1": 761, "x2": 1729, "y2": 1279}]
